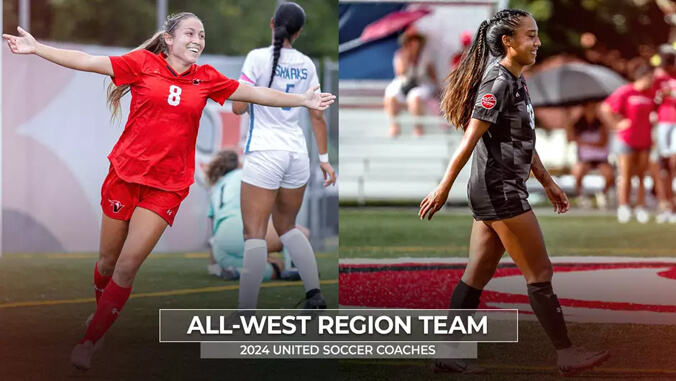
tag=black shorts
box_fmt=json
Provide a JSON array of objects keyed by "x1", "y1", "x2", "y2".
[
  {"x1": 580, "y1": 159, "x2": 609, "y2": 170},
  {"x1": 468, "y1": 182, "x2": 532, "y2": 221},
  {"x1": 470, "y1": 204, "x2": 532, "y2": 221}
]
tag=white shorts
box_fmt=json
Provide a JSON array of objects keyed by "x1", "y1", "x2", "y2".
[
  {"x1": 657, "y1": 123, "x2": 676, "y2": 157},
  {"x1": 242, "y1": 150, "x2": 309, "y2": 190},
  {"x1": 384, "y1": 79, "x2": 436, "y2": 104}
]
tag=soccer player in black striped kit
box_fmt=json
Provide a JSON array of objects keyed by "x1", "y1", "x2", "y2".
[{"x1": 419, "y1": 9, "x2": 609, "y2": 376}]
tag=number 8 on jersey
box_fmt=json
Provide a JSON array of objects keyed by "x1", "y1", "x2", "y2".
[{"x1": 168, "y1": 85, "x2": 182, "y2": 106}]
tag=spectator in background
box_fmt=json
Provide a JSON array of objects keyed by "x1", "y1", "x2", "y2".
[
  {"x1": 600, "y1": 63, "x2": 655, "y2": 223},
  {"x1": 384, "y1": 26, "x2": 438, "y2": 137},
  {"x1": 450, "y1": 30, "x2": 473, "y2": 72},
  {"x1": 652, "y1": 44, "x2": 676, "y2": 223},
  {"x1": 565, "y1": 101, "x2": 614, "y2": 209}
]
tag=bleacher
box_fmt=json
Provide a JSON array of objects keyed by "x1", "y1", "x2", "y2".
[{"x1": 339, "y1": 80, "x2": 611, "y2": 205}]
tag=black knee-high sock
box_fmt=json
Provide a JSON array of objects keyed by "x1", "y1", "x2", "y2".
[
  {"x1": 447, "y1": 280, "x2": 483, "y2": 344},
  {"x1": 448, "y1": 279, "x2": 482, "y2": 347},
  {"x1": 527, "y1": 281, "x2": 572, "y2": 350},
  {"x1": 450, "y1": 279, "x2": 483, "y2": 309}
]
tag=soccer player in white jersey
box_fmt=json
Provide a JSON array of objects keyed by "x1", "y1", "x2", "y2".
[{"x1": 231, "y1": 2, "x2": 337, "y2": 310}]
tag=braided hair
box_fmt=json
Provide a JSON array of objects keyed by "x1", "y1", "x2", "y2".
[
  {"x1": 268, "y1": 2, "x2": 306, "y2": 88},
  {"x1": 440, "y1": 9, "x2": 530, "y2": 130},
  {"x1": 107, "y1": 12, "x2": 200, "y2": 122}
]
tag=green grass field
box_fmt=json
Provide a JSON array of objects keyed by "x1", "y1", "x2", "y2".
[
  {"x1": 2, "y1": 208, "x2": 675, "y2": 380},
  {"x1": 0, "y1": 251, "x2": 339, "y2": 380},
  {"x1": 340, "y1": 208, "x2": 676, "y2": 258},
  {"x1": 338, "y1": 208, "x2": 676, "y2": 380}
]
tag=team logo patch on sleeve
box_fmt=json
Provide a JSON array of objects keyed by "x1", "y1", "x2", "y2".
[{"x1": 481, "y1": 93, "x2": 497, "y2": 109}]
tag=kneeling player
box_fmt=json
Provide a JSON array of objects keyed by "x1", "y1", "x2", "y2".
[{"x1": 205, "y1": 150, "x2": 310, "y2": 281}]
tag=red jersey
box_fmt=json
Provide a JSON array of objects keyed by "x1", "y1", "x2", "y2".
[
  {"x1": 604, "y1": 83, "x2": 654, "y2": 150},
  {"x1": 108, "y1": 49, "x2": 239, "y2": 191},
  {"x1": 653, "y1": 71, "x2": 676, "y2": 123}
]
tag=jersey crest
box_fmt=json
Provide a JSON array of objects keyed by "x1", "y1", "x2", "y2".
[
  {"x1": 108, "y1": 199, "x2": 125, "y2": 213},
  {"x1": 481, "y1": 94, "x2": 497, "y2": 109}
]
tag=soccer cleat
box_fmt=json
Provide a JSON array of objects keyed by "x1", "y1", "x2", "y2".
[
  {"x1": 617, "y1": 205, "x2": 631, "y2": 223},
  {"x1": 207, "y1": 263, "x2": 222, "y2": 277},
  {"x1": 635, "y1": 207, "x2": 650, "y2": 224},
  {"x1": 83, "y1": 313, "x2": 105, "y2": 353},
  {"x1": 70, "y1": 340, "x2": 95, "y2": 370},
  {"x1": 669, "y1": 212, "x2": 676, "y2": 224},
  {"x1": 557, "y1": 346, "x2": 610, "y2": 376},
  {"x1": 281, "y1": 268, "x2": 301, "y2": 281},
  {"x1": 296, "y1": 292, "x2": 327, "y2": 310},
  {"x1": 433, "y1": 359, "x2": 486, "y2": 374},
  {"x1": 656, "y1": 210, "x2": 669, "y2": 224},
  {"x1": 221, "y1": 266, "x2": 240, "y2": 280}
]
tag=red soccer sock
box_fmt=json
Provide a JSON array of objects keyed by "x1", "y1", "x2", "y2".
[
  {"x1": 81, "y1": 279, "x2": 132, "y2": 345},
  {"x1": 94, "y1": 262, "x2": 112, "y2": 303}
]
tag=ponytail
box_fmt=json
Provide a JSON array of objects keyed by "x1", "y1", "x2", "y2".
[
  {"x1": 440, "y1": 21, "x2": 490, "y2": 130},
  {"x1": 441, "y1": 9, "x2": 530, "y2": 130},
  {"x1": 267, "y1": 3, "x2": 306, "y2": 88},
  {"x1": 269, "y1": 27, "x2": 288, "y2": 87},
  {"x1": 107, "y1": 32, "x2": 164, "y2": 122}
]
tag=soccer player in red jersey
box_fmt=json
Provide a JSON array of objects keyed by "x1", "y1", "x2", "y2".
[
  {"x1": 3, "y1": 12, "x2": 335, "y2": 370},
  {"x1": 600, "y1": 64, "x2": 655, "y2": 224}
]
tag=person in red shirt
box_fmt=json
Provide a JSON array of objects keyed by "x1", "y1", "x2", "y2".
[
  {"x1": 600, "y1": 63, "x2": 655, "y2": 223},
  {"x1": 450, "y1": 30, "x2": 473, "y2": 72},
  {"x1": 652, "y1": 46, "x2": 676, "y2": 223},
  {"x1": 3, "y1": 12, "x2": 335, "y2": 371}
]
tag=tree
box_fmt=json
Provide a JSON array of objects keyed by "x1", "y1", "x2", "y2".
[
  {"x1": 509, "y1": 0, "x2": 669, "y2": 62},
  {"x1": 3, "y1": 0, "x2": 337, "y2": 60}
]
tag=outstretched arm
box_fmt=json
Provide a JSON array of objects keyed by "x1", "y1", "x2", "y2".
[
  {"x1": 231, "y1": 100, "x2": 249, "y2": 115},
  {"x1": 3, "y1": 27, "x2": 113, "y2": 76},
  {"x1": 229, "y1": 83, "x2": 335, "y2": 111},
  {"x1": 419, "y1": 118, "x2": 491, "y2": 220}
]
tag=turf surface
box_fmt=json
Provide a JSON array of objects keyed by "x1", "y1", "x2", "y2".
[
  {"x1": 0, "y1": 252, "x2": 339, "y2": 380},
  {"x1": 338, "y1": 207, "x2": 676, "y2": 380}
]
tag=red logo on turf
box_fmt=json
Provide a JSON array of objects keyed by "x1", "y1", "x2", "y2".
[
  {"x1": 481, "y1": 94, "x2": 497, "y2": 109},
  {"x1": 108, "y1": 199, "x2": 124, "y2": 213}
]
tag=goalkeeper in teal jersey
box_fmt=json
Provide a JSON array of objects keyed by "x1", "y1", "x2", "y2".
[{"x1": 205, "y1": 150, "x2": 308, "y2": 280}]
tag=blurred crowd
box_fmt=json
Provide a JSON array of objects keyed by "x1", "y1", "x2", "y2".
[
  {"x1": 382, "y1": 24, "x2": 676, "y2": 224},
  {"x1": 570, "y1": 46, "x2": 676, "y2": 225},
  {"x1": 534, "y1": 38, "x2": 676, "y2": 225}
]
